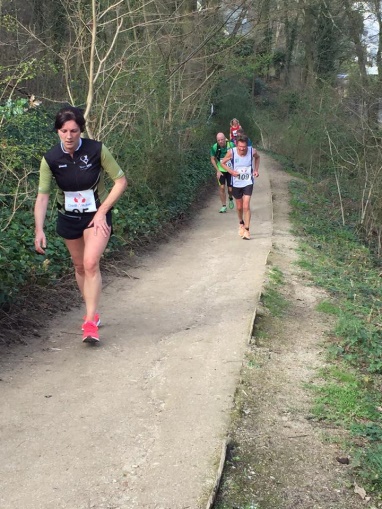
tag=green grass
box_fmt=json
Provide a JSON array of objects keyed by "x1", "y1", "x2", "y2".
[
  {"x1": 290, "y1": 174, "x2": 382, "y2": 496},
  {"x1": 268, "y1": 266, "x2": 285, "y2": 286},
  {"x1": 315, "y1": 300, "x2": 341, "y2": 315},
  {"x1": 290, "y1": 179, "x2": 382, "y2": 371},
  {"x1": 308, "y1": 366, "x2": 379, "y2": 426},
  {"x1": 260, "y1": 265, "x2": 288, "y2": 317},
  {"x1": 261, "y1": 288, "x2": 288, "y2": 317}
]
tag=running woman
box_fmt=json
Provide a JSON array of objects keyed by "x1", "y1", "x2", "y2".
[
  {"x1": 34, "y1": 106, "x2": 128, "y2": 343},
  {"x1": 229, "y1": 118, "x2": 242, "y2": 145}
]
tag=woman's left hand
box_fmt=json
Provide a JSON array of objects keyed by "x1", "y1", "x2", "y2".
[{"x1": 89, "y1": 211, "x2": 111, "y2": 237}]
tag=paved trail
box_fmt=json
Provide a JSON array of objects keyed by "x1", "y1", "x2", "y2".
[{"x1": 0, "y1": 154, "x2": 273, "y2": 509}]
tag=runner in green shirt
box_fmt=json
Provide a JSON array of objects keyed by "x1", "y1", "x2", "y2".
[{"x1": 210, "y1": 132, "x2": 235, "y2": 213}]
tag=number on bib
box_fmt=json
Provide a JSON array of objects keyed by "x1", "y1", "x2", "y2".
[{"x1": 64, "y1": 189, "x2": 97, "y2": 213}]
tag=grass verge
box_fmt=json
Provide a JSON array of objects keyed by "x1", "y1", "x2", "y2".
[
  {"x1": 288, "y1": 175, "x2": 382, "y2": 498},
  {"x1": 215, "y1": 161, "x2": 382, "y2": 508}
]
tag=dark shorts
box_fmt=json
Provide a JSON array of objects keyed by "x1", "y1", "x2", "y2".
[
  {"x1": 56, "y1": 210, "x2": 113, "y2": 240},
  {"x1": 232, "y1": 185, "x2": 253, "y2": 200},
  {"x1": 217, "y1": 171, "x2": 232, "y2": 187}
]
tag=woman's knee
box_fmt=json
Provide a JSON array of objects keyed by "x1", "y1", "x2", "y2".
[{"x1": 83, "y1": 257, "x2": 101, "y2": 276}]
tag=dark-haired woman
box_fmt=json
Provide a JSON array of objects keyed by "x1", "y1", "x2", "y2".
[{"x1": 34, "y1": 106, "x2": 127, "y2": 344}]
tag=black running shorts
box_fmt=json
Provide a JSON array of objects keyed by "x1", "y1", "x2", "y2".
[
  {"x1": 56, "y1": 210, "x2": 113, "y2": 240},
  {"x1": 217, "y1": 171, "x2": 232, "y2": 187},
  {"x1": 232, "y1": 184, "x2": 253, "y2": 200}
]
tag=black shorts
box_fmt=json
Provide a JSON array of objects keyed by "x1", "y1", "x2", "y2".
[
  {"x1": 56, "y1": 210, "x2": 113, "y2": 240},
  {"x1": 232, "y1": 185, "x2": 253, "y2": 200},
  {"x1": 217, "y1": 171, "x2": 232, "y2": 187}
]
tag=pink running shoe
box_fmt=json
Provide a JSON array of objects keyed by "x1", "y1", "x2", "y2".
[
  {"x1": 82, "y1": 313, "x2": 101, "y2": 330},
  {"x1": 82, "y1": 321, "x2": 99, "y2": 343}
]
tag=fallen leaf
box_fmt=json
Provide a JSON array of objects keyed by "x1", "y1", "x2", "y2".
[{"x1": 354, "y1": 482, "x2": 367, "y2": 499}]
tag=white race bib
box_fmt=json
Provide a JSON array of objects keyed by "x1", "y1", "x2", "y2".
[
  {"x1": 64, "y1": 189, "x2": 97, "y2": 213},
  {"x1": 232, "y1": 165, "x2": 252, "y2": 188}
]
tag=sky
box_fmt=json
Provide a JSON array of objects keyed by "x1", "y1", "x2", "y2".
[{"x1": 361, "y1": 3, "x2": 380, "y2": 74}]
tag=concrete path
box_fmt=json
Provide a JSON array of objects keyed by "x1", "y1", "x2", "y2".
[{"x1": 0, "y1": 154, "x2": 273, "y2": 509}]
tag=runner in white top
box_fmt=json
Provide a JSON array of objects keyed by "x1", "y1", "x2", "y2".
[{"x1": 219, "y1": 134, "x2": 260, "y2": 240}]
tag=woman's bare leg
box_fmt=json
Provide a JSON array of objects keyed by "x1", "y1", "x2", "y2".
[{"x1": 65, "y1": 228, "x2": 110, "y2": 323}]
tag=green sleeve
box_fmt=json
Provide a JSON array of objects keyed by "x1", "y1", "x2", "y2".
[
  {"x1": 210, "y1": 143, "x2": 217, "y2": 157},
  {"x1": 37, "y1": 157, "x2": 52, "y2": 194},
  {"x1": 101, "y1": 145, "x2": 125, "y2": 180}
]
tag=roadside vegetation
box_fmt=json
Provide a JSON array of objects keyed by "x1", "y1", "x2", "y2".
[
  {"x1": 253, "y1": 70, "x2": 382, "y2": 495},
  {"x1": 289, "y1": 172, "x2": 382, "y2": 498}
]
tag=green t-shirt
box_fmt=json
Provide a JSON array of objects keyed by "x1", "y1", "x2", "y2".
[{"x1": 210, "y1": 140, "x2": 234, "y2": 172}]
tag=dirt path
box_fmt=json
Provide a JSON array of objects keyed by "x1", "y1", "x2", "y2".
[{"x1": 0, "y1": 156, "x2": 273, "y2": 509}]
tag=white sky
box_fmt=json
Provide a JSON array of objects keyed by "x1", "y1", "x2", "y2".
[{"x1": 359, "y1": 3, "x2": 380, "y2": 74}]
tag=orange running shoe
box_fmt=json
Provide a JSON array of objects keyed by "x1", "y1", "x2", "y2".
[
  {"x1": 238, "y1": 224, "x2": 246, "y2": 237},
  {"x1": 242, "y1": 229, "x2": 250, "y2": 240}
]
